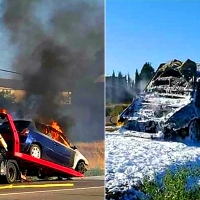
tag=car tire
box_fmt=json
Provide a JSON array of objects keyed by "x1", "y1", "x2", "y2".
[
  {"x1": 4, "y1": 162, "x2": 18, "y2": 184},
  {"x1": 188, "y1": 120, "x2": 200, "y2": 141},
  {"x1": 29, "y1": 144, "x2": 42, "y2": 158},
  {"x1": 75, "y1": 161, "x2": 87, "y2": 174}
]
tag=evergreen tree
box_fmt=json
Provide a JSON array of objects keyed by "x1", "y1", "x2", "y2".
[
  {"x1": 135, "y1": 69, "x2": 140, "y2": 94},
  {"x1": 124, "y1": 73, "x2": 133, "y2": 103},
  {"x1": 140, "y1": 62, "x2": 155, "y2": 91},
  {"x1": 118, "y1": 71, "x2": 123, "y2": 79},
  {"x1": 111, "y1": 70, "x2": 117, "y2": 103},
  {"x1": 117, "y1": 71, "x2": 123, "y2": 103},
  {"x1": 106, "y1": 63, "x2": 155, "y2": 104},
  {"x1": 112, "y1": 70, "x2": 115, "y2": 78},
  {"x1": 140, "y1": 62, "x2": 154, "y2": 80},
  {"x1": 127, "y1": 73, "x2": 132, "y2": 88}
]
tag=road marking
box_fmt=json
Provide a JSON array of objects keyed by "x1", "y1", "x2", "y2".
[
  {"x1": 0, "y1": 185, "x2": 13, "y2": 190},
  {"x1": 0, "y1": 183, "x2": 74, "y2": 189},
  {"x1": 0, "y1": 186, "x2": 104, "y2": 196}
]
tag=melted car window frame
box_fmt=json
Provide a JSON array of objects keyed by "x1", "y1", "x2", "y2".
[{"x1": 47, "y1": 126, "x2": 71, "y2": 148}]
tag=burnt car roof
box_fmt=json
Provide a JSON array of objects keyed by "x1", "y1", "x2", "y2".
[{"x1": 145, "y1": 59, "x2": 198, "y2": 95}]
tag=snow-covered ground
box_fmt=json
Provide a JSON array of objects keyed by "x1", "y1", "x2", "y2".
[{"x1": 105, "y1": 129, "x2": 200, "y2": 199}]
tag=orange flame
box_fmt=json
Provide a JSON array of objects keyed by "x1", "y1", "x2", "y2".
[
  {"x1": 49, "y1": 120, "x2": 70, "y2": 148},
  {"x1": 50, "y1": 121, "x2": 63, "y2": 133}
]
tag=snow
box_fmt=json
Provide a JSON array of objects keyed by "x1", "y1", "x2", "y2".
[
  {"x1": 119, "y1": 127, "x2": 164, "y2": 139},
  {"x1": 105, "y1": 130, "x2": 200, "y2": 199}
]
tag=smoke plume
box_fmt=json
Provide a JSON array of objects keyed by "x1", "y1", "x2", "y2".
[{"x1": 1, "y1": 0, "x2": 104, "y2": 142}]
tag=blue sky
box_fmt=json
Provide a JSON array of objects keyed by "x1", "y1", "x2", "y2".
[{"x1": 106, "y1": 0, "x2": 200, "y2": 78}]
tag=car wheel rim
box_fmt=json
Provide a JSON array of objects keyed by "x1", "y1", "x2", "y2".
[
  {"x1": 31, "y1": 147, "x2": 41, "y2": 158},
  {"x1": 78, "y1": 163, "x2": 85, "y2": 174},
  {"x1": 8, "y1": 167, "x2": 15, "y2": 181}
]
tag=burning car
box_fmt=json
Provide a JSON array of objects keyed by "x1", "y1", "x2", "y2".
[
  {"x1": 0, "y1": 119, "x2": 89, "y2": 175},
  {"x1": 118, "y1": 59, "x2": 200, "y2": 141}
]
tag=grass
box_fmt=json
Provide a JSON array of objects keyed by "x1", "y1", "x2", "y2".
[
  {"x1": 106, "y1": 103, "x2": 130, "y2": 108},
  {"x1": 105, "y1": 127, "x2": 119, "y2": 132},
  {"x1": 75, "y1": 140, "x2": 104, "y2": 170},
  {"x1": 85, "y1": 167, "x2": 104, "y2": 176},
  {"x1": 141, "y1": 166, "x2": 200, "y2": 200}
]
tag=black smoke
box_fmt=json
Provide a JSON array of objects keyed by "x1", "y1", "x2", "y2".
[{"x1": 1, "y1": 0, "x2": 104, "y2": 142}]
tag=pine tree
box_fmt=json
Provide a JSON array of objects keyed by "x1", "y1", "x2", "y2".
[
  {"x1": 127, "y1": 73, "x2": 132, "y2": 88},
  {"x1": 125, "y1": 73, "x2": 133, "y2": 103},
  {"x1": 140, "y1": 62, "x2": 155, "y2": 91},
  {"x1": 135, "y1": 69, "x2": 140, "y2": 94},
  {"x1": 111, "y1": 70, "x2": 116, "y2": 103},
  {"x1": 117, "y1": 71, "x2": 123, "y2": 103},
  {"x1": 112, "y1": 70, "x2": 115, "y2": 78},
  {"x1": 140, "y1": 62, "x2": 154, "y2": 80}
]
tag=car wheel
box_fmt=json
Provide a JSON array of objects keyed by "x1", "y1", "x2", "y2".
[
  {"x1": 29, "y1": 144, "x2": 42, "y2": 158},
  {"x1": 188, "y1": 120, "x2": 200, "y2": 141},
  {"x1": 0, "y1": 161, "x2": 18, "y2": 184},
  {"x1": 4, "y1": 162, "x2": 18, "y2": 184},
  {"x1": 75, "y1": 161, "x2": 87, "y2": 174}
]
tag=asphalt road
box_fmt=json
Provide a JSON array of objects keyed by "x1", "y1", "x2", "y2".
[{"x1": 0, "y1": 177, "x2": 104, "y2": 200}]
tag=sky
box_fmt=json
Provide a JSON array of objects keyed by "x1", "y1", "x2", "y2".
[
  {"x1": 0, "y1": 1, "x2": 18, "y2": 79},
  {"x1": 0, "y1": 0, "x2": 103, "y2": 80},
  {"x1": 1, "y1": 0, "x2": 200, "y2": 80},
  {"x1": 106, "y1": 0, "x2": 200, "y2": 78}
]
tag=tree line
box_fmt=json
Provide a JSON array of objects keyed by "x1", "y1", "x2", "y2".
[{"x1": 106, "y1": 62, "x2": 155, "y2": 104}]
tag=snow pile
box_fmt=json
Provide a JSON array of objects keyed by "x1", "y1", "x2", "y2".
[{"x1": 105, "y1": 131, "x2": 200, "y2": 199}]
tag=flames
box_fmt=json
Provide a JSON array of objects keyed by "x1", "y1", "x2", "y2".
[
  {"x1": 50, "y1": 121, "x2": 63, "y2": 133},
  {"x1": 49, "y1": 120, "x2": 70, "y2": 148}
]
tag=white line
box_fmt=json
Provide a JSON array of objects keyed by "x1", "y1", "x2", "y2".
[{"x1": 0, "y1": 186, "x2": 104, "y2": 196}]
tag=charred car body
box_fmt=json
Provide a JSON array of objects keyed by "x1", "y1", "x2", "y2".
[{"x1": 119, "y1": 59, "x2": 200, "y2": 140}]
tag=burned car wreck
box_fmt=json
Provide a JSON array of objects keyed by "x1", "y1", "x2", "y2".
[{"x1": 119, "y1": 59, "x2": 200, "y2": 141}]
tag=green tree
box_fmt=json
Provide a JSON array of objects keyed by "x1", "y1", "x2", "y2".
[
  {"x1": 0, "y1": 90, "x2": 17, "y2": 113},
  {"x1": 112, "y1": 70, "x2": 115, "y2": 78},
  {"x1": 117, "y1": 71, "x2": 128, "y2": 103},
  {"x1": 140, "y1": 62, "x2": 154, "y2": 79},
  {"x1": 135, "y1": 69, "x2": 140, "y2": 94},
  {"x1": 111, "y1": 70, "x2": 117, "y2": 103},
  {"x1": 139, "y1": 62, "x2": 155, "y2": 91},
  {"x1": 118, "y1": 71, "x2": 123, "y2": 79},
  {"x1": 124, "y1": 73, "x2": 133, "y2": 103},
  {"x1": 127, "y1": 73, "x2": 132, "y2": 88}
]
